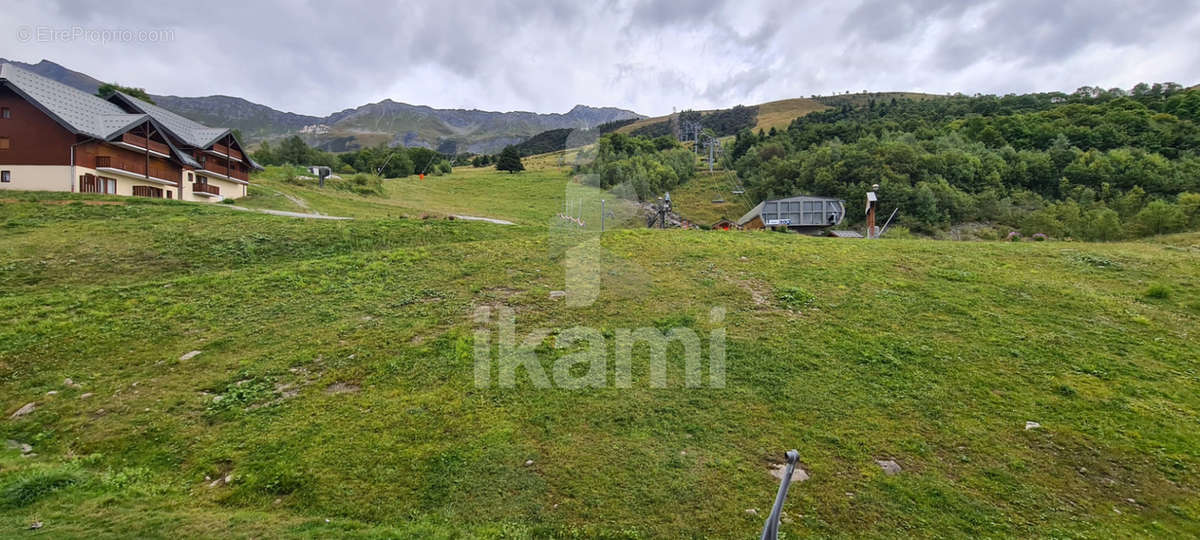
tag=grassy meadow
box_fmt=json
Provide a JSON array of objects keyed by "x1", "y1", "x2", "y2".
[{"x1": 0, "y1": 161, "x2": 1199, "y2": 538}]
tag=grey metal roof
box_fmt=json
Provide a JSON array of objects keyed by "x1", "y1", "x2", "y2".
[
  {"x1": 112, "y1": 91, "x2": 231, "y2": 148},
  {"x1": 736, "y1": 195, "x2": 846, "y2": 226},
  {"x1": 737, "y1": 201, "x2": 766, "y2": 226},
  {"x1": 0, "y1": 62, "x2": 147, "y2": 139},
  {"x1": 110, "y1": 91, "x2": 260, "y2": 170}
]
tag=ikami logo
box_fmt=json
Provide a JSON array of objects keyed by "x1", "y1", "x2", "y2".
[
  {"x1": 472, "y1": 306, "x2": 726, "y2": 389},
  {"x1": 470, "y1": 132, "x2": 727, "y2": 389}
]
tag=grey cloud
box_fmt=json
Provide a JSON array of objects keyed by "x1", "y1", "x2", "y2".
[{"x1": 5, "y1": 0, "x2": 1199, "y2": 117}]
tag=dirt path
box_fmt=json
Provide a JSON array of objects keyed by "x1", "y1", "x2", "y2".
[
  {"x1": 453, "y1": 215, "x2": 515, "y2": 225},
  {"x1": 273, "y1": 189, "x2": 316, "y2": 213},
  {"x1": 227, "y1": 206, "x2": 352, "y2": 220}
]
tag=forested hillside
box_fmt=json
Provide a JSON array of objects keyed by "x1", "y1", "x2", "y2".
[{"x1": 729, "y1": 84, "x2": 1200, "y2": 239}]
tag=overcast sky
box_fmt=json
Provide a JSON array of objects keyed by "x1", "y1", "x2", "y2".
[{"x1": 4, "y1": 0, "x2": 1199, "y2": 117}]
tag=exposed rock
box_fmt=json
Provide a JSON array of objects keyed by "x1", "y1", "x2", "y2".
[
  {"x1": 9, "y1": 402, "x2": 36, "y2": 419},
  {"x1": 769, "y1": 462, "x2": 809, "y2": 483},
  {"x1": 64, "y1": 378, "x2": 82, "y2": 389},
  {"x1": 45, "y1": 390, "x2": 58, "y2": 396},
  {"x1": 6, "y1": 440, "x2": 33, "y2": 453},
  {"x1": 79, "y1": 393, "x2": 94, "y2": 399},
  {"x1": 524, "y1": 459, "x2": 534, "y2": 466},
  {"x1": 208, "y1": 473, "x2": 233, "y2": 488},
  {"x1": 325, "y1": 382, "x2": 361, "y2": 395},
  {"x1": 876, "y1": 459, "x2": 902, "y2": 475},
  {"x1": 745, "y1": 508, "x2": 758, "y2": 516},
  {"x1": 275, "y1": 383, "x2": 299, "y2": 398},
  {"x1": 1025, "y1": 421, "x2": 1041, "y2": 430},
  {"x1": 179, "y1": 350, "x2": 203, "y2": 361},
  {"x1": 549, "y1": 290, "x2": 567, "y2": 300},
  {"x1": 29, "y1": 522, "x2": 43, "y2": 530}
]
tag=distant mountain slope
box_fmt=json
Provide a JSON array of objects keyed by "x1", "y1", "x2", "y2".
[
  {"x1": 613, "y1": 98, "x2": 830, "y2": 137},
  {"x1": 0, "y1": 58, "x2": 106, "y2": 95},
  {"x1": 4, "y1": 58, "x2": 642, "y2": 153}
]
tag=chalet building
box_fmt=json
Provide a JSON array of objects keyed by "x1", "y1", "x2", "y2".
[
  {"x1": 0, "y1": 62, "x2": 259, "y2": 202},
  {"x1": 711, "y1": 218, "x2": 739, "y2": 231},
  {"x1": 737, "y1": 195, "x2": 846, "y2": 233}
]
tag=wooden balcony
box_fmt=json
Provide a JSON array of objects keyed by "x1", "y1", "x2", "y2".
[
  {"x1": 192, "y1": 182, "x2": 221, "y2": 197},
  {"x1": 94, "y1": 156, "x2": 177, "y2": 185},
  {"x1": 210, "y1": 143, "x2": 244, "y2": 161},
  {"x1": 198, "y1": 161, "x2": 249, "y2": 182},
  {"x1": 120, "y1": 133, "x2": 170, "y2": 156}
]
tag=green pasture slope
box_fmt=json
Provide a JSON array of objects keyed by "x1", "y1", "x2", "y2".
[{"x1": 0, "y1": 184, "x2": 1198, "y2": 537}]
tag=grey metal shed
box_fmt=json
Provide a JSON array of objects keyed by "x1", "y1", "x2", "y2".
[{"x1": 738, "y1": 195, "x2": 846, "y2": 230}]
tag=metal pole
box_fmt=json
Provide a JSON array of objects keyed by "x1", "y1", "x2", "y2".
[
  {"x1": 760, "y1": 450, "x2": 799, "y2": 540},
  {"x1": 878, "y1": 208, "x2": 899, "y2": 237},
  {"x1": 601, "y1": 199, "x2": 605, "y2": 233}
]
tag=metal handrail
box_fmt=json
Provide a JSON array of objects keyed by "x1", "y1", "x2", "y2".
[{"x1": 760, "y1": 449, "x2": 799, "y2": 540}]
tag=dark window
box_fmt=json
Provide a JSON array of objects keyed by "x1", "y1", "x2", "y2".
[
  {"x1": 1, "y1": 107, "x2": 9, "y2": 119},
  {"x1": 132, "y1": 185, "x2": 163, "y2": 198},
  {"x1": 80, "y1": 174, "x2": 115, "y2": 194},
  {"x1": 1, "y1": 170, "x2": 9, "y2": 183}
]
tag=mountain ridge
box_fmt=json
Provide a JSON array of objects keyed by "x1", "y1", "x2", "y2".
[{"x1": 1, "y1": 58, "x2": 643, "y2": 153}]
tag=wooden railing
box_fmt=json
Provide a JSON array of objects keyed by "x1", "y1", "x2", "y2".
[
  {"x1": 95, "y1": 156, "x2": 175, "y2": 182},
  {"x1": 121, "y1": 133, "x2": 170, "y2": 155},
  {"x1": 200, "y1": 161, "x2": 249, "y2": 181},
  {"x1": 193, "y1": 183, "x2": 220, "y2": 196},
  {"x1": 210, "y1": 143, "x2": 244, "y2": 161}
]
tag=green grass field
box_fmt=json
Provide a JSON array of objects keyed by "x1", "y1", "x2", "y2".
[{"x1": 1, "y1": 167, "x2": 1199, "y2": 537}]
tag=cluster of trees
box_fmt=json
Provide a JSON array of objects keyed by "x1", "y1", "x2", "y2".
[
  {"x1": 496, "y1": 146, "x2": 525, "y2": 173},
  {"x1": 96, "y1": 82, "x2": 154, "y2": 104},
  {"x1": 252, "y1": 136, "x2": 452, "y2": 178},
  {"x1": 728, "y1": 83, "x2": 1200, "y2": 239},
  {"x1": 575, "y1": 133, "x2": 696, "y2": 200},
  {"x1": 502, "y1": 118, "x2": 646, "y2": 158},
  {"x1": 631, "y1": 105, "x2": 759, "y2": 139}
]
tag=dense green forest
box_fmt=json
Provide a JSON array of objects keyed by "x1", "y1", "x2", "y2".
[
  {"x1": 631, "y1": 105, "x2": 759, "y2": 139},
  {"x1": 728, "y1": 83, "x2": 1200, "y2": 239},
  {"x1": 504, "y1": 118, "x2": 643, "y2": 158},
  {"x1": 252, "y1": 136, "x2": 452, "y2": 177},
  {"x1": 574, "y1": 133, "x2": 697, "y2": 200}
]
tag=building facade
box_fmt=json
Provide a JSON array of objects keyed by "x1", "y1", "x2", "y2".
[{"x1": 0, "y1": 62, "x2": 259, "y2": 202}]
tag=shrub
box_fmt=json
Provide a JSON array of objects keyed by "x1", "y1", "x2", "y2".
[
  {"x1": 1006, "y1": 231, "x2": 1022, "y2": 242},
  {"x1": 327, "y1": 173, "x2": 384, "y2": 196},
  {"x1": 775, "y1": 286, "x2": 815, "y2": 310},
  {"x1": 0, "y1": 468, "x2": 82, "y2": 509},
  {"x1": 1145, "y1": 283, "x2": 1171, "y2": 299}
]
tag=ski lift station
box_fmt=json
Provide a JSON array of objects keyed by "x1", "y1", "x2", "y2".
[{"x1": 737, "y1": 195, "x2": 846, "y2": 232}]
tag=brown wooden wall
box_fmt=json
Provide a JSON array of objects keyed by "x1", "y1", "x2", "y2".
[
  {"x1": 0, "y1": 85, "x2": 77, "y2": 165},
  {"x1": 76, "y1": 141, "x2": 182, "y2": 183}
]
